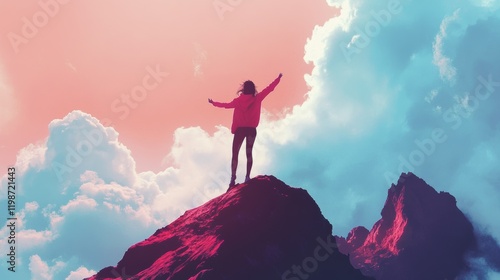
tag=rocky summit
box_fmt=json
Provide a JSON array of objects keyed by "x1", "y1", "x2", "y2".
[
  {"x1": 87, "y1": 175, "x2": 369, "y2": 280},
  {"x1": 336, "y1": 172, "x2": 475, "y2": 280}
]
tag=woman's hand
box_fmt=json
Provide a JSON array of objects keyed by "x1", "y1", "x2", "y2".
[
  {"x1": 208, "y1": 98, "x2": 214, "y2": 104},
  {"x1": 278, "y1": 73, "x2": 283, "y2": 78}
]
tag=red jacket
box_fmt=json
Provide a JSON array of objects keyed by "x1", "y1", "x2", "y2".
[{"x1": 213, "y1": 76, "x2": 281, "y2": 134}]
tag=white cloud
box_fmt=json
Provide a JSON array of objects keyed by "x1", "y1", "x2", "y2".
[
  {"x1": 25, "y1": 201, "x2": 40, "y2": 212},
  {"x1": 29, "y1": 255, "x2": 51, "y2": 280},
  {"x1": 261, "y1": 0, "x2": 500, "y2": 260},
  {"x1": 60, "y1": 196, "x2": 98, "y2": 214},
  {"x1": 65, "y1": 266, "x2": 96, "y2": 280},
  {"x1": 17, "y1": 229, "x2": 55, "y2": 251},
  {"x1": 1, "y1": 112, "x2": 244, "y2": 276},
  {"x1": 0, "y1": 207, "x2": 55, "y2": 255},
  {"x1": 29, "y1": 255, "x2": 65, "y2": 280},
  {"x1": 16, "y1": 142, "x2": 47, "y2": 179},
  {"x1": 433, "y1": 9, "x2": 460, "y2": 83}
]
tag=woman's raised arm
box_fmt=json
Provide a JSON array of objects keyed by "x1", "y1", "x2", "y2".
[{"x1": 256, "y1": 73, "x2": 283, "y2": 102}]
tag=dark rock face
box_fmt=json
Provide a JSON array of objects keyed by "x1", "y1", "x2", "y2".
[
  {"x1": 87, "y1": 175, "x2": 369, "y2": 280},
  {"x1": 337, "y1": 226, "x2": 369, "y2": 255},
  {"x1": 336, "y1": 172, "x2": 475, "y2": 280}
]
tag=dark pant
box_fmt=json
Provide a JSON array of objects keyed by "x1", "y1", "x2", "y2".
[{"x1": 231, "y1": 127, "x2": 257, "y2": 179}]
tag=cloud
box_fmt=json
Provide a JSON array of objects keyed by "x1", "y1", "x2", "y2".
[
  {"x1": 432, "y1": 9, "x2": 461, "y2": 84},
  {"x1": 1, "y1": 0, "x2": 500, "y2": 278},
  {"x1": 29, "y1": 255, "x2": 65, "y2": 280},
  {"x1": 60, "y1": 196, "x2": 98, "y2": 214},
  {"x1": 65, "y1": 266, "x2": 96, "y2": 280},
  {"x1": 271, "y1": 0, "x2": 500, "y2": 233},
  {"x1": 17, "y1": 229, "x2": 55, "y2": 252},
  {"x1": 0, "y1": 111, "x2": 254, "y2": 278},
  {"x1": 29, "y1": 255, "x2": 52, "y2": 280},
  {"x1": 264, "y1": 0, "x2": 500, "y2": 276},
  {"x1": 25, "y1": 202, "x2": 40, "y2": 212},
  {"x1": 0, "y1": 206, "x2": 55, "y2": 258}
]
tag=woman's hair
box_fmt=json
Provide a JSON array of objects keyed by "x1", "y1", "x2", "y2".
[{"x1": 238, "y1": 80, "x2": 257, "y2": 96}]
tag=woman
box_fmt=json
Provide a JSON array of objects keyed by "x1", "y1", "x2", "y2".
[{"x1": 209, "y1": 73, "x2": 283, "y2": 187}]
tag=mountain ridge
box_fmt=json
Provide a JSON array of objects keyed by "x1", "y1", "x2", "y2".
[
  {"x1": 87, "y1": 172, "x2": 489, "y2": 280},
  {"x1": 336, "y1": 172, "x2": 475, "y2": 280},
  {"x1": 87, "y1": 175, "x2": 369, "y2": 280}
]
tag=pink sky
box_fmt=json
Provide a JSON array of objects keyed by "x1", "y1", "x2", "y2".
[{"x1": 0, "y1": 0, "x2": 337, "y2": 172}]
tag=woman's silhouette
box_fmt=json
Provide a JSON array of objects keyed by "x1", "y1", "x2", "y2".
[{"x1": 209, "y1": 73, "x2": 283, "y2": 186}]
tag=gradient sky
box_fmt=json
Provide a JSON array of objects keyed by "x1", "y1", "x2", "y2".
[
  {"x1": 1, "y1": 0, "x2": 500, "y2": 279},
  {"x1": 0, "y1": 0, "x2": 336, "y2": 173}
]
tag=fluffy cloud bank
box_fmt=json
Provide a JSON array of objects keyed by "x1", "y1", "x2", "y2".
[
  {"x1": 1, "y1": 0, "x2": 500, "y2": 278},
  {"x1": 0, "y1": 110, "x2": 260, "y2": 279},
  {"x1": 266, "y1": 0, "x2": 500, "y2": 277},
  {"x1": 241, "y1": 0, "x2": 500, "y2": 246}
]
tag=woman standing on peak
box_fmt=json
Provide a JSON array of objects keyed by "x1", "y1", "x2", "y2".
[{"x1": 209, "y1": 73, "x2": 283, "y2": 187}]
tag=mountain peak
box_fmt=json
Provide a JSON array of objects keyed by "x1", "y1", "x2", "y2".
[
  {"x1": 389, "y1": 172, "x2": 455, "y2": 202},
  {"x1": 87, "y1": 175, "x2": 369, "y2": 280},
  {"x1": 337, "y1": 172, "x2": 475, "y2": 280}
]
